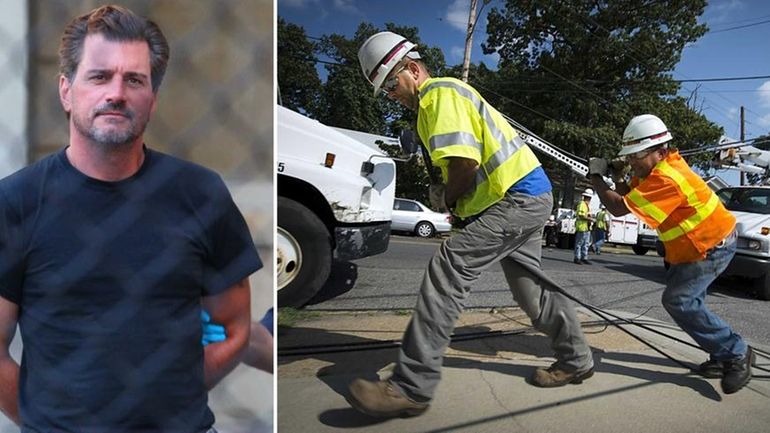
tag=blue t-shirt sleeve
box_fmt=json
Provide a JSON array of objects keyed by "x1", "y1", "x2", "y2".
[
  {"x1": 201, "y1": 177, "x2": 263, "y2": 296},
  {"x1": 0, "y1": 187, "x2": 23, "y2": 304}
]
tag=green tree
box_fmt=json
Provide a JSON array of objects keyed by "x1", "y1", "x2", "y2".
[
  {"x1": 277, "y1": 17, "x2": 322, "y2": 114},
  {"x1": 481, "y1": 0, "x2": 721, "y2": 205}
]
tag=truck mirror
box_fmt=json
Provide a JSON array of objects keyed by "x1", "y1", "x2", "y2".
[{"x1": 399, "y1": 129, "x2": 420, "y2": 155}]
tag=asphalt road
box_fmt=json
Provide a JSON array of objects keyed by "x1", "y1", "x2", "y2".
[{"x1": 305, "y1": 234, "x2": 770, "y2": 348}]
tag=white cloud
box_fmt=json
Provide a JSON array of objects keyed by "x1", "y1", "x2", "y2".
[
  {"x1": 758, "y1": 81, "x2": 770, "y2": 106},
  {"x1": 706, "y1": 0, "x2": 745, "y2": 24},
  {"x1": 756, "y1": 112, "x2": 770, "y2": 129},
  {"x1": 445, "y1": 0, "x2": 470, "y2": 32},
  {"x1": 333, "y1": 0, "x2": 362, "y2": 15},
  {"x1": 450, "y1": 46, "x2": 465, "y2": 61}
]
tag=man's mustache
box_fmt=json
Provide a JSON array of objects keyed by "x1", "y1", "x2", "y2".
[{"x1": 93, "y1": 103, "x2": 134, "y2": 119}]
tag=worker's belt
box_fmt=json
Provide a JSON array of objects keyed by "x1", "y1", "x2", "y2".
[{"x1": 712, "y1": 229, "x2": 737, "y2": 250}]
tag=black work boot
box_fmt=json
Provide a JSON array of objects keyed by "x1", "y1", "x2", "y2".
[
  {"x1": 721, "y1": 346, "x2": 753, "y2": 394},
  {"x1": 698, "y1": 359, "x2": 724, "y2": 378}
]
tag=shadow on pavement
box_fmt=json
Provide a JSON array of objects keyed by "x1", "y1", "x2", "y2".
[{"x1": 280, "y1": 319, "x2": 723, "y2": 428}]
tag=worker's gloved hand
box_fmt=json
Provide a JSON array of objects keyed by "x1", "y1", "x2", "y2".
[
  {"x1": 588, "y1": 157, "x2": 608, "y2": 177},
  {"x1": 201, "y1": 309, "x2": 227, "y2": 346},
  {"x1": 429, "y1": 183, "x2": 447, "y2": 212},
  {"x1": 608, "y1": 158, "x2": 629, "y2": 183}
]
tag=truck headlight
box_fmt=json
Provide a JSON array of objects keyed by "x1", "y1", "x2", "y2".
[{"x1": 748, "y1": 239, "x2": 762, "y2": 251}]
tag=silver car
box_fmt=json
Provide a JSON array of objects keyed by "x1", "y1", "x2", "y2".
[{"x1": 391, "y1": 198, "x2": 453, "y2": 238}]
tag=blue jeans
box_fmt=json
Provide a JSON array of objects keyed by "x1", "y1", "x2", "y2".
[
  {"x1": 592, "y1": 229, "x2": 606, "y2": 254},
  {"x1": 663, "y1": 230, "x2": 747, "y2": 361},
  {"x1": 574, "y1": 231, "x2": 590, "y2": 260}
]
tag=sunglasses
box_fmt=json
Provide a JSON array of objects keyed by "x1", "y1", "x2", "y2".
[
  {"x1": 624, "y1": 148, "x2": 655, "y2": 161},
  {"x1": 381, "y1": 64, "x2": 408, "y2": 94}
]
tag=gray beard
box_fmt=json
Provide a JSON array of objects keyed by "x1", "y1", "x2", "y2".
[{"x1": 72, "y1": 112, "x2": 145, "y2": 148}]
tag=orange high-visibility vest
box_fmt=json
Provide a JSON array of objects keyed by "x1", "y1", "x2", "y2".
[{"x1": 623, "y1": 151, "x2": 735, "y2": 264}]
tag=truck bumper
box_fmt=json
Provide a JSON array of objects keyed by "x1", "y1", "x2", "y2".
[
  {"x1": 723, "y1": 253, "x2": 770, "y2": 279},
  {"x1": 638, "y1": 235, "x2": 658, "y2": 249},
  {"x1": 334, "y1": 221, "x2": 391, "y2": 261}
]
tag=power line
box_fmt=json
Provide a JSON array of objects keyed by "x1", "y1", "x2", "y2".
[
  {"x1": 709, "y1": 18, "x2": 770, "y2": 34},
  {"x1": 706, "y1": 13, "x2": 770, "y2": 27},
  {"x1": 577, "y1": 9, "x2": 762, "y2": 138}
]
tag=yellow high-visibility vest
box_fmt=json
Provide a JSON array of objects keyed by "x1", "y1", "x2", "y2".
[
  {"x1": 595, "y1": 209, "x2": 609, "y2": 230},
  {"x1": 575, "y1": 200, "x2": 591, "y2": 232},
  {"x1": 416, "y1": 77, "x2": 541, "y2": 218}
]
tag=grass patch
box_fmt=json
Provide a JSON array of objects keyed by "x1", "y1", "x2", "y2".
[{"x1": 277, "y1": 307, "x2": 321, "y2": 328}]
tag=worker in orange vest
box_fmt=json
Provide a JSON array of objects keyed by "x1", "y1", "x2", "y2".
[{"x1": 588, "y1": 114, "x2": 752, "y2": 395}]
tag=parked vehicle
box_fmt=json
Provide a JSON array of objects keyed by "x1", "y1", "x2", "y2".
[
  {"x1": 716, "y1": 186, "x2": 770, "y2": 300},
  {"x1": 276, "y1": 105, "x2": 396, "y2": 307},
  {"x1": 391, "y1": 198, "x2": 452, "y2": 238}
]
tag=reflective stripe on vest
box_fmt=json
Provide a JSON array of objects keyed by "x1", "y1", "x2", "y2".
[
  {"x1": 420, "y1": 81, "x2": 528, "y2": 190},
  {"x1": 419, "y1": 79, "x2": 538, "y2": 216},
  {"x1": 626, "y1": 159, "x2": 721, "y2": 243}
]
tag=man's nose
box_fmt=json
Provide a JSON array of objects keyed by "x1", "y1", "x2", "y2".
[{"x1": 104, "y1": 78, "x2": 127, "y2": 103}]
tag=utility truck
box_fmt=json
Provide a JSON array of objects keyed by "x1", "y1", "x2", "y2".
[
  {"x1": 701, "y1": 142, "x2": 770, "y2": 300},
  {"x1": 276, "y1": 106, "x2": 397, "y2": 307}
]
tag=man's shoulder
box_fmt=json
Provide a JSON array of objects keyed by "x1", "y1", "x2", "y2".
[
  {"x1": 148, "y1": 148, "x2": 223, "y2": 183},
  {"x1": 0, "y1": 152, "x2": 60, "y2": 196}
]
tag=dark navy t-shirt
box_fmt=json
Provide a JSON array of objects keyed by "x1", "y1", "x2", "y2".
[{"x1": 0, "y1": 147, "x2": 263, "y2": 433}]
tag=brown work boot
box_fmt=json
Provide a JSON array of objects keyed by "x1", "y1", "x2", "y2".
[
  {"x1": 347, "y1": 379, "x2": 429, "y2": 418},
  {"x1": 531, "y1": 364, "x2": 594, "y2": 388}
]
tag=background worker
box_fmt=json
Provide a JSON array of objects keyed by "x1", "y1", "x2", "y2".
[
  {"x1": 347, "y1": 31, "x2": 594, "y2": 418},
  {"x1": 588, "y1": 114, "x2": 752, "y2": 395},
  {"x1": 574, "y1": 189, "x2": 594, "y2": 264},
  {"x1": 592, "y1": 205, "x2": 611, "y2": 255}
]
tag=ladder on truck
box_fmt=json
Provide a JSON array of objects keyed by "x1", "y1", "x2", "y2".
[{"x1": 501, "y1": 114, "x2": 656, "y2": 254}]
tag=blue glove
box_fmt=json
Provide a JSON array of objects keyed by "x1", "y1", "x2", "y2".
[
  {"x1": 201, "y1": 309, "x2": 227, "y2": 346},
  {"x1": 259, "y1": 308, "x2": 274, "y2": 336}
]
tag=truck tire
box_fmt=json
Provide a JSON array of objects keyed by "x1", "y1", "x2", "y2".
[
  {"x1": 277, "y1": 197, "x2": 332, "y2": 307},
  {"x1": 415, "y1": 221, "x2": 435, "y2": 238},
  {"x1": 758, "y1": 273, "x2": 770, "y2": 301},
  {"x1": 632, "y1": 245, "x2": 649, "y2": 255}
]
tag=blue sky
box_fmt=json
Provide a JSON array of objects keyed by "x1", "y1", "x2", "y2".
[{"x1": 279, "y1": 0, "x2": 770, "y2": 140}]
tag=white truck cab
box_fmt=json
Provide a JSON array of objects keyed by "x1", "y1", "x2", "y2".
[
  {"x1": 716, "y1": 186, "x2": 770, "y2": 300},
  {"x1": 276, "y1": 106, "x2": 396, "y2": 307}
]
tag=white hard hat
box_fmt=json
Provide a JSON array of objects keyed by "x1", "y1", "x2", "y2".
[
  {"x1": 582, "y1": 188, "x2": 594, "y2": 198},
  {"x1": 618, "y1": 114, "x2": 672, "y2": 156},
  {"x1": 358, "y1": 31, "x2": 421, "y2": 96}
]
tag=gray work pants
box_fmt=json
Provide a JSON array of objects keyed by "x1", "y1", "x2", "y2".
[{"x1": 391, "y1": 191, "x2": 594, "y2": 402}]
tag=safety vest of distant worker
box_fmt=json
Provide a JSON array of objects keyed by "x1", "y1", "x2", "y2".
[
  {"x1": 595, "y1": 208, "x2": 609, "y2": 231},
  {"x1": 575, "y1": 199, "x2": 591, "y2": 232},
  {"x1": 416, "y1": 77, "x2": 541, "y2": 217},
  {"x1": 619, "y1": 116, "x2": 735, "y2": 264}
]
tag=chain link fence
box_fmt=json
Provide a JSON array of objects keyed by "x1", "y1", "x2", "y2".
[{"x1": 1, "y1": 1, "x2": 273, "y2": 432}]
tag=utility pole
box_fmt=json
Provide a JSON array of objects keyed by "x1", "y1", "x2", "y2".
[
  {"x1": 461, "y1": 0, "x2": 478, "y2": 83},
  {"x1": 741, "y1": 105, "x2": 745, "y2": 186}
]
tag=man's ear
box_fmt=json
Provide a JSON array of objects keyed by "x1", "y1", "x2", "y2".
[
  {"x1": 408, "y1": 61, "x2": 421, "y2": 79},
  {"x1": 59, "y1": 75, "x2": 72, "y2": 114}
]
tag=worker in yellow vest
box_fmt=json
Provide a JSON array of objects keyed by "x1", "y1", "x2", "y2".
[
  {"x1": 574, "y1": 189, "x2": 594, "y2": 264},
  {"x1": 592, "y1": 205, "x2": 611, "y2": 254},
  {"x1": 347, "y1": 31, "x2": 594, "y2": 418},
  {"x1": 588, "y1": 114, "x2": 752, "y2": 395}
]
